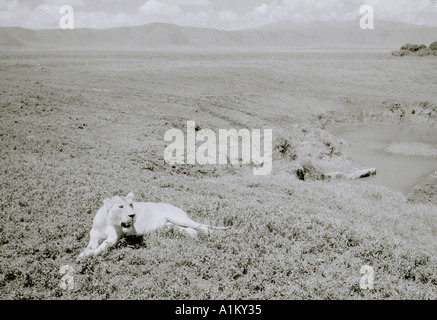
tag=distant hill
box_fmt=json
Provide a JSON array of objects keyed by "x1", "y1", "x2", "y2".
[{"x1": 1, "y1": 21, "x2": 437, "y2": 51}]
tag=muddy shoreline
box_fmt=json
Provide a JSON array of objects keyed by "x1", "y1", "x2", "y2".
[{"x1": 407, "y1": 171, "x2": 437, "y2": 205}]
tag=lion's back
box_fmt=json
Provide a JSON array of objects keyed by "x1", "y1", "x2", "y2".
[{"x1": 133, "y1": 202, "x2": 183, "y2": 234}]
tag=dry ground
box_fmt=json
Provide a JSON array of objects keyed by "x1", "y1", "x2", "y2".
[{"x1": 1, "y1": 50, "x2": 437, "y2": 299}]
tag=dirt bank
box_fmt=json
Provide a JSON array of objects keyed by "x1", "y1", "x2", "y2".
[{"x1": 408, "y1": 171, "x2": 437, "y2": 205}]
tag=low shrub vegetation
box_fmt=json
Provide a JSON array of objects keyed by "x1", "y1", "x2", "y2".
[
  {"x1": 1, "y1": 52, "x2": 437, "y2": 300},
  {"x1": 393, "y1": 42, "x2": 437, "y2": 57}
]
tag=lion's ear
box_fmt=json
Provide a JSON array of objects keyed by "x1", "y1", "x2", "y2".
[
  {"x1": 103, "y1": 198, "x2": 113, "y2": 212},
  {"x1": 126, "y1": 192, "x2": 134, "y2": 204}
]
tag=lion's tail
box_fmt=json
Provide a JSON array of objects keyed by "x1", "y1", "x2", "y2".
[
  {"x1": 197, "y1": 224, "x2": 231, "y2": 232},
  {"x1": 205, "y1": 225, "x2": 230, "y2": 230}
]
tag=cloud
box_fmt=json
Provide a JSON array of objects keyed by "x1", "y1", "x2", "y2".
[
  {"x1": 240, "y1": 0, "x2": 437, "y2": 28},
  {"x1": 137, "y1": 0, "x2": 214, "y2": 27},
  {"x1": 164, "y1": 0, "x2": 210, "y2": 6},
  {"x1": 138, "y1": 0, "x2": 182, "y2": 18},
  {"x1": 0, "y1": 1, "x2": 56, "y2": 28},
  {"x1": 0, "y1": 0, "x2": 84, "y2": 28},
  {"x1": 219, "y1": 10, "x2": 239, "y2": 22},
  {"x1": 0, "y1": 0, "x2": 436, "y2": 29},
  {"x1": 364, "y1": 0, "x2": 437, "y2": 25},
  {"x1": 74, "y1": 10, "x2": 133, "y2": 29}
]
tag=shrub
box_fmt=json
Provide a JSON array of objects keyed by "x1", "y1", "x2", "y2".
[
  {"x1": 273, "y1": 136, "x2": 297, "y2": 160},
  {"x1": 378, "y1": 99, "x2": 406, "y2": 118},
  {"x1": 393, "y1": 43, "x2": 436, "y2": 57},
  {"x1": 296, "y1": 160, "x2": 325, "y2": 181},
  {"x1": 400, "y1": 43, "x2": 420, "y2": 52},
  {"x1": 392, "y1": 50, "x2": 411, "y2": 57},
  {"x1": 409, "y1": 101, "x2": 437, "y2": 117},
  {"x1": 417, "y1": 48, "x2": 432, "y2": 56}
]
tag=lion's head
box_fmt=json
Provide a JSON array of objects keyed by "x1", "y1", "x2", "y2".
[{"x1": 103, "y1": 192, "x2": 136, "y2": 233}]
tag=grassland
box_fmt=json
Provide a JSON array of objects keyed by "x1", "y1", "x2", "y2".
[{"x1": 1, "y1": 51, "x2": 437, "y2": 299}]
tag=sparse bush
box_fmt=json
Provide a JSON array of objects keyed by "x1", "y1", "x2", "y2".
[
  {"x1": 296, "y1": 160, "x2": 325, "y2": 181},
  {"x1": 417, "y1": 48, "x2": 432, "y2": 56},
  {"x1": 378, "y1": 99, "x2": 406, "y2": 118},
  {"x1": 394, "y1": 43, "x2": 436, "y2": 56},
  {"x1": 273, "y1": 136, "x2": 297, "y2": 160},
  {"x1": 409, "y1": 101, "x2": 437, "y2": 117},
  {"x1": 401, "y1": 43, "x2": 420, "y2": 52},
  {"x1": 391, "y1": 50, "x2": 409, "y2": 57}
]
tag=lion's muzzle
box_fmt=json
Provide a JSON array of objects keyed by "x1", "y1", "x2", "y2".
[{"x1": 121, "y1": 222, "x2": 132, "y2": 228}]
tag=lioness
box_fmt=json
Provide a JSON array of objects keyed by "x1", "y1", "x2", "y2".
[{"x1": 78, "y1": 192, "x2": 227, "y2": 259}]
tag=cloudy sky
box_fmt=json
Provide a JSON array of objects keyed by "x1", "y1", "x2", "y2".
[{"x1": 1, "y1": 0, "x2": 436, "y2": 29}]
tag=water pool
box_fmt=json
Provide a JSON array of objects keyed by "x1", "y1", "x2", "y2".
[{"x1": 329, "y1": 123, "x2": 437, "y2": 194}]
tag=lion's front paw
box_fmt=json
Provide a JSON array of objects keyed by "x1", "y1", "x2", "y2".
[{"x1": 77, "y1": 249, "x2": 94, "y2": 260}]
